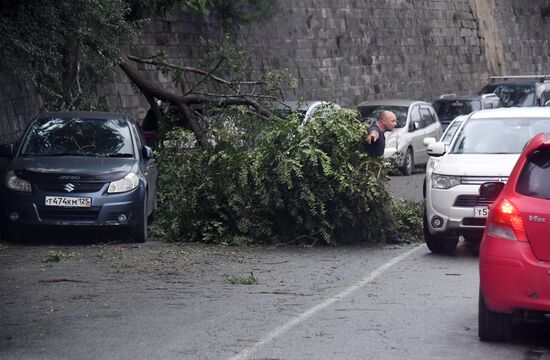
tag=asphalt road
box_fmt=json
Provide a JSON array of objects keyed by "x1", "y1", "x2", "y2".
[{"x1": 1, "y1": 172, "x2": 549, "y2": 359}]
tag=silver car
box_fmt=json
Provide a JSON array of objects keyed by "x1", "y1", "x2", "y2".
[{"x1": 357, "y1": 99, "x2": 443, "y2": 175}]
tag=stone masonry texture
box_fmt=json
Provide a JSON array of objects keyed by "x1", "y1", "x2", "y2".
[{"x1": 1, "y1": 0, "x2": 549, "y2": 143}]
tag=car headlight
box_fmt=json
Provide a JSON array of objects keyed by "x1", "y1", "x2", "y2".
[
  {"x1": 386, "y1": 136, "x2": 398, "y2": 149},
  {"x1": 108, "y1": 173, "x2": 139, "y2": 193},
  {"x1": 5, "y1": 170, "x2": 32, "y2": 192},
  {"x1": 432, "y1": 174, "x2": 461, "y2": 189}
]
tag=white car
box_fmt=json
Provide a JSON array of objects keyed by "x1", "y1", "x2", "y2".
[
  {"x1": 274, "y1": 100, "x2": 341, "y2": 126},
  {"x1": 356, "y1": 100, "x2": 443, "y2": 175},
  {"x1": 424, "y1": 107, "x2": 550, "y2": 253}
]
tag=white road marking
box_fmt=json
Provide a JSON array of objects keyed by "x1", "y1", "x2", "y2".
[{"x1": 229, "y1": 245, "x2": 424, "y2": 360}]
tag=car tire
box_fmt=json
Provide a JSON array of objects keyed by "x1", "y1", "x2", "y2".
[
  {"x1": 133, "y1": 196, "x2": 148, "y2": 243},
  {"x1": 478, "y1": 289, "x2": 513, "y2": 342},
  {"x1": 400, "y1": 148, "x2": 413, "y2": 176},
  {"x1": 423, "y1": 211, "x2": 458, "y2": 254}
]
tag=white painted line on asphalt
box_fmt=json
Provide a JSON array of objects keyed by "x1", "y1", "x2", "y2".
[{"x1": 229, "y1": 245, "x2": 424, "y2": 360}]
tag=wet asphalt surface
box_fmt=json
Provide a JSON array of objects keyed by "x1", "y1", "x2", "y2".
[{"x1": 1, "y1": 172, "x2": 549, "y2": 359}]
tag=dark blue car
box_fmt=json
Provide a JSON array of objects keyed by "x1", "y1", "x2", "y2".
[{"x1": 0, "y1": 112, "x2": 157, "y2": 242}]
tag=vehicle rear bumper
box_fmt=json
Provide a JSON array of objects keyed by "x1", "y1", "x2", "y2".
[{"x1": 480, "y1": 235, "x2": 550, "y2": 315}]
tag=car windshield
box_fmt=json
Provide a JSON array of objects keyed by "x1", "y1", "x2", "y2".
[
  {"x1": 433, "y1": 100, "x2": 480, "y2": 120},
  {"x1": 450, "y1": 118, "x2": 550, "y2": 154},
  {"x1": 481, "y1": 84, "x2": 535, "y2": 107},
  {"x1": 357, "y1": 105, "x2": 408, "y2": 128},
  {"x1": 440, "y1": 120, "x2": 463, "y2": 145},
  {"x1": 19, "y1": 117, "x2": 134, "y2": 157}
]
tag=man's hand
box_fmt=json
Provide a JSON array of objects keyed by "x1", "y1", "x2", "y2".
[{"x1": 366, "y1": 130, "x2": 378, "y2": 144}]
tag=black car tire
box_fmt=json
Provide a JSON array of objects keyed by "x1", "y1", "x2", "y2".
[
  {"x1": 478, "y1": 289, "x2": 513, "y2": 342},
  {"x1": 423, "y1": 211, "x2": 458, "y2": 254},
  {"x1": 400, "y1": 148, "x2": 414, "y2": 176},
  {"x1": 133, "y1": 196, "x2": 148, "y2": 243}
]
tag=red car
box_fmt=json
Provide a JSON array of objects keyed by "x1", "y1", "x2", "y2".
[{"x1": 478, "y1": 132, "x2": 550, "y2": 341}]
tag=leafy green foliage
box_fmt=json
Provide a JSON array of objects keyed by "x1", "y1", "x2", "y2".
[
  {"x1": 391, "y1": 200, "x2": 424, "y2": 242},
  {"x1": 223, "y1": 272, "x2": 257, "y2": 285},
  {"x1": 43, "y1": 250, "x2": 74, "y2": 263},
  {"x1": 0, "y1": 0, "x2": 138, "y2": 110},
  {"x1": 153, "y1": 107, "x2": 395, "y2": 245}
]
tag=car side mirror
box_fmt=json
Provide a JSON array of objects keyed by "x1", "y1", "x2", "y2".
[
  {"x1": 423, "y1": 137, "x2": 436, "y2": 147},
  {"x1": 142, "y1": 145, "x2": 154, "y2": 160},
  {"x1": 0, "y1": 144, "x2": 15, "y2": 158},
  {"x1": 479, "y1": 182, "x2": 505, "y2": 201},
  {"x1": 427, "y1": 142, "x2": 446, "y2": 157}
]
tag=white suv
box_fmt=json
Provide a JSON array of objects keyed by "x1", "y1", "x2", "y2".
[{"x1": 423, "y1": 107, "x2": 550, "y2": 253}]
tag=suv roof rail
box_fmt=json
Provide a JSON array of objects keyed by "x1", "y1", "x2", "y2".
[
  {"x1": 439, "y1": 93, "x2": 456, "y2": 99},
  {"x1": 490, "y1": 75, "x2": 550, "y2": 82},
  {"x1": 480, "y1": 93, "x2": 498, "y2": 99}
]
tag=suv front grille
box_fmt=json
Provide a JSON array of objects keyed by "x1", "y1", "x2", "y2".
[
  {"x1": 454, "y1": 195, "x2": 494, "y2": 207},
  {"x1": 460, "y1": 176, "x2": 508, "y2": 185},
  {"x1": 37, "y1": 182, "x2": 105, "y2": 193}
]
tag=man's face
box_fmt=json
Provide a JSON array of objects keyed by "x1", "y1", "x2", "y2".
[{"x1": 382, "y1": 112, "x2": 397, "y2": 131}]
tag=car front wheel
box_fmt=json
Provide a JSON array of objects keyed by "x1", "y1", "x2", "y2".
[
  {"x1": 133, "y1": 196, "x2": 148, "y2": 243},
  {"x1": 478, "y1": 289, "x2": 513, "y2": 342},
  {"x1": 423, "y1": 211, "x2": 458, "y2": 254},
  {"x1": 400, "y1": 148, "x2": 414, "y2": 176}
]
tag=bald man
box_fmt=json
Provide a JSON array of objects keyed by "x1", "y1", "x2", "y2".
[
  {"x1": 365, "y1": 110, "x2": 397, "y2": 157},
  {"x1": 364, "y1": 110, "x2": 408, "y2": 245}
]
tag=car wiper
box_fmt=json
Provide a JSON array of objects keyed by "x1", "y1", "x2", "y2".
[
  {"x1": 45, "y1": 152, "x2": 100, "y2": 157},
  {"x1": 105, "y1": 153, "x2": 134, "y2": 158}
]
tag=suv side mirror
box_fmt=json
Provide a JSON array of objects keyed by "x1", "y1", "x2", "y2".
[
  {"x1": 427, "y1": 142, "x2": 446, "y2": 157},
  {"x1": 423, "y1": 137, "x2": 436, "y2": 147},
  {"x1": 142, "y1": 146, "x2": 154, "y2": 160},
  {"x1": 0, "y1": 144, "x2": 15, "y2": 158},
  {"x1": 479, "y1": 182, "x2": 505, "y2": 201}
]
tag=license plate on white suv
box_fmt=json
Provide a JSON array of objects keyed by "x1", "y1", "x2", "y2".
[
  {"x1": 45, "y1": 196, "x2": 91, "y2": 208},
  {"x1": 474, "y1": 206, "x2": 488, "y2": 217}
]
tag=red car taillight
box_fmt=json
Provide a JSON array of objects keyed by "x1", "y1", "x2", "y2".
[{"x1": 486, "y1": 198, "x2": 527, "y2": 241}]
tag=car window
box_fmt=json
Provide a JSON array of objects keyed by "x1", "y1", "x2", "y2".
[
  {"x1": 357, "y1": 105, "x2": 409, "y2": 128},
  {"x1": 490, "y1": 84, "x2": 536, "y2": 107},
  {"x1": 440, "y1": 120, "x2": 463, "y2": 145},
  {"x1": 450, "y1": 118, "x2": 550, "y2": 154},
  {"x1": 409, "y1": 106, "x2": 421, "y2": 129},
  {"x1": 516, "y1": 148, "x2": 550, "y2": 200},
  {"x1": 19, "y1": 117, "x2": 134, "y2": 157},
  {"x1": 419, "y1": 107, "x2": 436, "y2": 128},
  {"x1": 433, "y1": 100, "x2": 480, "y2": 120}
]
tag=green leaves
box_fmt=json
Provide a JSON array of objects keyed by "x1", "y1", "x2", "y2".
[{"x1": 153, "y1": 107, "x2": 397, "y2": 246}]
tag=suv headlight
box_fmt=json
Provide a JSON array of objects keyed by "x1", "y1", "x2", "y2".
[
  {"x1": 386, "y1": 136, "x2": 398, "y2": 149},
  {"x1": 432, "y1": 174, "x2": 461, "y2": 189},
  {"x1": 5, "y1": 170, "x2": 32, "y2": 192},
  {"x1": 108, "y1": 173, "x2": 139, "y2": 193}
]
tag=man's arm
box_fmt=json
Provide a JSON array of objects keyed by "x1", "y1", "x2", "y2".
[{"x1": 366, "y1": 128, "x2": 380, "y2": 144}]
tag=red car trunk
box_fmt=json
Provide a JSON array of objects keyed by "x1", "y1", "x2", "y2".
[{"x1": 516, "y1": 197, "x2": 550, "y2": 261}]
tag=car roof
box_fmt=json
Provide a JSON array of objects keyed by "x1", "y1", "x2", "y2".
[
  {"x1": 435, "y1": 95, "x2": 486, "y2": 101},
  {"x1": 469, "y1": 107, "x2": 550, "y2": 120},
  {"x1": 356, "y1": 99, "x2": 430, "y2": 107},
  {"x1": 37, "y1": 111, "x2": 135, "y2": 122}
]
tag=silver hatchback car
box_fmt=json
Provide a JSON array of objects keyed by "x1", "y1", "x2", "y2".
[{"x1": 357, "y1": 99, "x2": 443, "y2": 175}]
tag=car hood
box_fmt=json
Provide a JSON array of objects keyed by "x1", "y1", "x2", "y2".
[
  {"x1": 9, "y1": 156, "x2": 136, "y2": 182},
  {"x1": 434, "y1": 154, "x2": 520, "y2": 176}
]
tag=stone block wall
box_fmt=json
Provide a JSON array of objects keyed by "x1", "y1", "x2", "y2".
[{"x1": 1, "y1": 0, "x2": 549, "y2": 142}]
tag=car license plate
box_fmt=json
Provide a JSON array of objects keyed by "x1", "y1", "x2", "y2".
[
  {"x1": 474, "y1": 206, "x2": 488, "y2": 218},
  {"x1": 45, "y1": 196, "x2": 91, "y2": 208}
]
